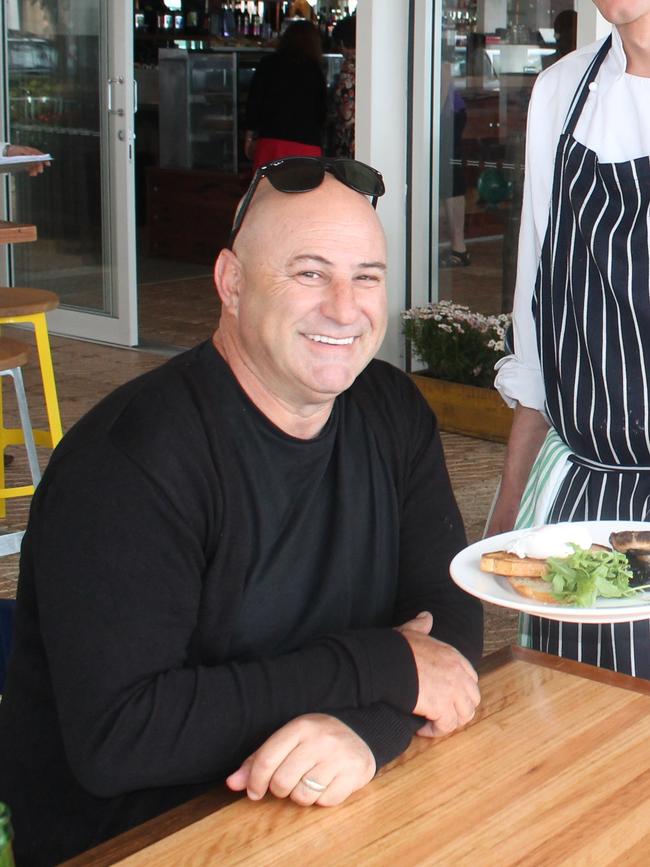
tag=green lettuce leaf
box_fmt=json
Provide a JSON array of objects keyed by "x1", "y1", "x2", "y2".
[{"x1": 544, "y1": 545, "x2": 650, "y2": 607}]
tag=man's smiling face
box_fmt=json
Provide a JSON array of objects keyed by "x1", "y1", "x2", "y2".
[{"x1": 222, "y1": 174, "x2": 388, "y2": 413}]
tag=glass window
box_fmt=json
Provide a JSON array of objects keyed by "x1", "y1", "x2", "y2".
[
  {"x1": 434, "y1": 1, "x2": 576, "y2": 315},
  {"x1": 7, "y1": 1, "x2": 111, "y2": 314}
]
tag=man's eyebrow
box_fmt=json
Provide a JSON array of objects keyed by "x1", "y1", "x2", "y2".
[
  {"x1": 290, "y1": 254, "x2": 387, "y2": 271},
  {"x1": 358, "y1": 261, "x2": 387, "y2": 271}
]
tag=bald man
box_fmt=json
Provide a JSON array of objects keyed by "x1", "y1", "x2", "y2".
[{"x1": 0, "y1": 162, "x2": 483, "y2": 865}]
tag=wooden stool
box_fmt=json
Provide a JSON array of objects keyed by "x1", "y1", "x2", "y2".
[
  {"x1": 0, "y1": 337, "x2": 42, "y2": 517},
  {"x1": 0, "y1": 287, "x2": 62, "y2": 450}
]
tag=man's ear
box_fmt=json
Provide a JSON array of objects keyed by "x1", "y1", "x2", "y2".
[{"x1": 214, "y1": 249, "x2": 243, "y2": 315}]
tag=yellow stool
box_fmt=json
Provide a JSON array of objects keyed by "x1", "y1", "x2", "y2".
[
  {"x1": 0, "y1": 288, "x2": 63, "y2": 452},
  {"x1": 0, "y1": 337, "x2": 42, "y2": 516}
]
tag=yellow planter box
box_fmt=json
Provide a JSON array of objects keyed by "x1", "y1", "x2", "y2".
[{"x1": 410, "y1": 373, "x2": 513, "y2": 443}]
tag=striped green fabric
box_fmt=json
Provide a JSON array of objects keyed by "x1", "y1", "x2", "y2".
[
  {"x1": 514, "y1": 428, "x2": 572, "y2": 530},
  {"x1": 515, "y1": 427, "x2": 571, "y2": 647}
]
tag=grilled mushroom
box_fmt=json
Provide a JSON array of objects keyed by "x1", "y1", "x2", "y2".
[{"x1": 610, "y1": 531, "x2": 650, "y2": 586}]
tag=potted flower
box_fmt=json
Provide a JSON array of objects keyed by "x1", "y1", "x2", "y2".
[{"x1": 402, "y1": 300, "x2": 514, "y2": 442}]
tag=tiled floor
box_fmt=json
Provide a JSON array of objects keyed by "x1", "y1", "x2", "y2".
[
  {"x1": 0, "y1": 277, "x2": 518, "y2": 655},
  {"x1": 139, "y1": 275, "x2": 220, "y2": 348}
]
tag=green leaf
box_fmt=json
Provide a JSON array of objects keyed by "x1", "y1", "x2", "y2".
[{"x1": 543, "y1": 545, "x2": 645, "y2": 607}]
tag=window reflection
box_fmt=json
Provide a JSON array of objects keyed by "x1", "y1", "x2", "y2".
[
  {"x1": 437, "y1": 1, "x2": 576, "y2": 315},
  {"x1": 7, "y1": 1, "x2": 109, "y2": 313}
]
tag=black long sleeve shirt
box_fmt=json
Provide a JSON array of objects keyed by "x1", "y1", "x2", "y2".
[{"x1": 0, "y1": 342, "x2": 482, "y2": 865}]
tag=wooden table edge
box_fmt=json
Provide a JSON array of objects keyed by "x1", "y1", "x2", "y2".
[
  {"x1": 509, "y1": 644, "x2": 650, "y2": 695},
  {"x1": 59, "y1": 645, "x2": 650, "y2": 866}
]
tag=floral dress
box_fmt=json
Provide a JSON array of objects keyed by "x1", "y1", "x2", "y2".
[{"x1": 331, "y1": 57, "x2": 355, "y2": 158}]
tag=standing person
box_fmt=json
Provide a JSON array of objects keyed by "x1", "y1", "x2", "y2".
[
  {"x1": 0, "y1": 157, "x2": 482, "y2": 865},
  {"x1": 244, "y1": 20, "x2": 327, "y2": 169},
  {"x1": 330, "y1": 16, "x2": 356, "y2": 158},
  {"x1": 542, "y1": 9, "x2": 578, "y2": 69},
  {"x1": 489, "y1": 1, "x2": 650, "y2": 673},
  {"x1": 439, "y1": 53, "x2": 469, "y2": 268}
]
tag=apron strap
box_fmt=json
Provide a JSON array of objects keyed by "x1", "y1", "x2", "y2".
[{"x1": 562, "y1": 34, "x2": 612, "y2": 137}]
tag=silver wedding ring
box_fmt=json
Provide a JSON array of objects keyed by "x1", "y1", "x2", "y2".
[{"x1": 301, "y1": 775, "x2": 327, "y2": 793}]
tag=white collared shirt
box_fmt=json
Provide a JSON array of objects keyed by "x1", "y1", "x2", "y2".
[{"x1": 495, "y1": 27, "x2": 650, "y2": 412}]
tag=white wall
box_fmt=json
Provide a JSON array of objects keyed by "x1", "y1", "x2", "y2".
[
  {"x1": 576, "y1": 0, "x2": 611, "y2": 47},
  {"x1": 356, "y1": 0, "x2": 409, "y2": 368},
  {"x1": 478, "y1": 0, "x2": 508, "y2": 34}
]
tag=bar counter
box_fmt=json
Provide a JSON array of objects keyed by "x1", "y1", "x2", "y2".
[{"x1": 64, "y1": 646, "x2": 650, "y2": 865}]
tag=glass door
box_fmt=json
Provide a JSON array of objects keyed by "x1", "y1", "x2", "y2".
[
  {"x1": 4, "y1": 0, "x2": 137, "y2": 344},
  {"x1": 408, "y1": 0, "x2": 579, "y2": 325}
]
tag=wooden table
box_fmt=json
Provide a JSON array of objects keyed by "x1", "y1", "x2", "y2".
[
  {"x1": 64, "y1": 646, "x2": 650, "y2": 866},
  {"x1": 0, "y1": 221, "x2": 36, "y2": 245}
]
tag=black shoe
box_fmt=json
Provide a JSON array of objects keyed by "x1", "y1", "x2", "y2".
[{"x1": 440, "y1": 249, "x2": 471, "y2": 267}]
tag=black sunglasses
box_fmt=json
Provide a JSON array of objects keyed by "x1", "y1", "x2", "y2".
[{"x1": 228, "y1": 157, "x2": 385, "y2": 249}]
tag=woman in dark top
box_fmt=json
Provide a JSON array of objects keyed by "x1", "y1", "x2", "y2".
[{"x1": 244, "y1": 21, "x2": 327, "y2": 169}]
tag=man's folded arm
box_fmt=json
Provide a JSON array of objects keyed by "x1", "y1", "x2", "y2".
[
  {"x1": 393, "y1": 380, "x2": 484, "y2": 667},
  {"x1": 29, "y1": 447, "x2": 422, "y2": 799},
  {"x1": 328, "y1": 704, "x2": 424, "y2": 770}
]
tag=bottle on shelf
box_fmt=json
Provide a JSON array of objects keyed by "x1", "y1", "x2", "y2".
[
  {"x1": 223, "y1": 1, "x2": 237, "y2": 37},
  {"x1": 135, "y1": 0, "x2": 146, "y2": 31},
  {"x1": 155, "y1": 0, "x2": 174, "y2": 32},
  {"x1": 141, "y1": 0, "x2": 157, "y2": 32},
  {"x1": 235, "y1": 2, "x2": 246, "y2": 36},
  {"x1": 173, "y1": 4, "x2": 185, "y2": 32},
  {"x1": 184, "y1": 0, "x2": 202, "y2": 34},
  {"x1": 252, "y1": 9, "x2": 261, "y2": 38}
]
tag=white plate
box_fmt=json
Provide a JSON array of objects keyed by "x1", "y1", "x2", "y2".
[{"x1": 450, "y1": 520, "x2": 650, "y2": 624}]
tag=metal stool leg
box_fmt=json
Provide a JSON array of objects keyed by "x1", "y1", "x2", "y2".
[
  {"x1": 8, "y1": 366, "x2": 41, "y2": 487},
  {"x1": 0, "y1": 531, "x2": 24, "y2": 556}
]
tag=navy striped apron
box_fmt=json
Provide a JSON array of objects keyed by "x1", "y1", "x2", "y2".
[{"x1": 530, "y1": 35, "x2": 650, "y2": 677}]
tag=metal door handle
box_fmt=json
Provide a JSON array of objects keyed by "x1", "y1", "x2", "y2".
[{"x1": 107, "y1": 76, "x2": 125, "y2": 116}]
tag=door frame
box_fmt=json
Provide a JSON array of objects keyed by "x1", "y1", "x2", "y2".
[{"x1": 2, "y1": 0, "x2": 138, "y2": 346}]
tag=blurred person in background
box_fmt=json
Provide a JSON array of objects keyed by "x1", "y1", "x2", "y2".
[
  {"x1": 438, "y1": 48, "x2": 469, "y2": 268},
  {"x1": 329, "y1": 16, "x2": 356, "y2": 158},
  {"x1": 244, "y1": 20, "x2": 327, "y2": 169},
  {"x1": 542, "y1": 9, "x2": 578, "y2": 69}
]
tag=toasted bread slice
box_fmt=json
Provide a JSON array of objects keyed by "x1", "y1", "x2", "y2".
[
  {"x1": 506, "y1": 575, "x2": 557, "y2": 604},
  {"x1": 482, "y1": 543, "x2": 611, "y2": 604},
  {"x1": 480, "y1": 543, "x2": 609, "y2": 580},
  {"x1": 480, "y1": 550, "x2": 548, "y2": 578}
]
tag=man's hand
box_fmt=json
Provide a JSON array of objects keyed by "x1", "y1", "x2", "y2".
[
  {"x1": 6, "y1": 144, "x2": 50, "y2": 176},
  {"x1": 396, "y1": 612, "x2": 480, "y2": 737},
  {"x1": 226, "y1": 713, "x2": 376, "y2": 806}
]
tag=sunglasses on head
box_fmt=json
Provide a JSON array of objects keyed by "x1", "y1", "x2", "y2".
[{"x1": 227, "y1": 156, "x2": 386, "y2": 249}]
